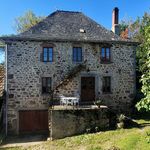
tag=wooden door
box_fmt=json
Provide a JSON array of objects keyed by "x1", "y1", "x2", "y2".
[
  {"x1": 81, "y1": 77, "x2": 95, "y2": 102},
  {"x1": 19, "y1": 110, "x2": 48, "y2": 133}
]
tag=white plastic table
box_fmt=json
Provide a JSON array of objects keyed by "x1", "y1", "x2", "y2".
[{"x1": 60, "y1": 96, "x2": 79, "y2": 106}]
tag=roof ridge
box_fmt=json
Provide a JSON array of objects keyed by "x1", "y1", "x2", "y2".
[
  {"x1": 55, "y1": 10, "x2": 82, "y2": 13},
  {"x1": 47, "y1": 10, "x2": 82, "y2": 18}
]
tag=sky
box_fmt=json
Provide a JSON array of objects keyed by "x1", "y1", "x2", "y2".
[
  {"x1": 0, "y1": 0, "x2": 150, "y2": 35},
  {"x1": 0, "y1": 0, "x2": 150, "y2": 62}
]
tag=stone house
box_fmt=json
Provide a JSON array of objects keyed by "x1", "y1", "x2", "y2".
[{"x1": 0, "y1": 8, "x2": 138, "y2": 135}]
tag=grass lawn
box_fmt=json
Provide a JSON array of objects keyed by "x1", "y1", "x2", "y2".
[{"x1": 0, "y1": 117, "x2": 150, "y2": 150}]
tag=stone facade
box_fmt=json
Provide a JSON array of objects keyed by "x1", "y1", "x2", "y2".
[
  {"x1": 0, "y1": 65, "x2": 4, "y2": 97},
  {"x1": 48, "y1": 108, "x2": 109, "y2": 139},
  {"x1": 6, "y1": 40, "x2": 136, "y2": 134}
]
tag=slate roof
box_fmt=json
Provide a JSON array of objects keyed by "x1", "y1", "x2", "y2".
[{"x1": 0, "y1": 10, "x2": 137, "y2": 44}]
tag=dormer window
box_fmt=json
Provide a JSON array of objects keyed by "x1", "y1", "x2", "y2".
[
  {"x1": 101, "y1": 47, "x2": 110, "y2": 63},
  {"x1": 80, "y1": 29, "x2": 86, "y2": 33},
  {"x1": 43, "y1": 47, "x2": 53, "y2": 62}
]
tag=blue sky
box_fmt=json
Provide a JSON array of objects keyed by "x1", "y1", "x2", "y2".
[
  {"x1": 0, "y1": 0, "x2": 150, "y2": 36},
  {"x1": 0, "y1": 0, "x2": 150, "y2": 62}
]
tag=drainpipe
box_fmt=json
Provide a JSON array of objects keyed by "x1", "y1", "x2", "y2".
[
  {"x1": 5, "y1": 43, "x2": 8, "y2": 136},
  {"x1": 50, "y1": 109, "x2": 53, "y2": 140}
]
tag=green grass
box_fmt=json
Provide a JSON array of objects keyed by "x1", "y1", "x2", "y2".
[{"x1": 0, "y1": 118, "x2": 150, "y2": 150}]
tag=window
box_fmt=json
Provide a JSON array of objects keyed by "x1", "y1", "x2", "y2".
[
  {"x1": 73, "y1": 47, "x2": 82, "y2": 62},
  {"x1": 101, "y1": 47, "x2": 110, "y2": 62},
  {"x1": 43, "y1": 47, "x2": 53, "y2": 62},
  {"x1": 102, "y1": 76, "x2": 111, "y2": 93},
  {"x1": 42, "y1": 77, "x2": 52, "y2": 94}
]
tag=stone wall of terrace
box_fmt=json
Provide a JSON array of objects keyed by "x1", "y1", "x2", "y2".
[{"x1": 48, "y1": 107, "x2": 110, "y2": 139}]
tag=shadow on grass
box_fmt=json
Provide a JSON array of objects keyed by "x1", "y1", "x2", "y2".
[
  {"x1": 139, "y1": 122, "x2": 150, "y2": 128},
  {"x1": 111, "y1": 111, "x2": 150, "y2": 130},
  {"x1": 132, "y1": 112, "x2": 150, "y2": 120},
  {"x1": 130, "y1": 112, "x2": 150, "y2": 129}
]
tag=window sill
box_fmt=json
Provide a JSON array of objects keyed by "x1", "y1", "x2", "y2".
[
  {"x1": 42, "y1": 93, "x2": 51, "y2": 96},
  {"x1": 42, "y1": 61, "x2": 53, "y2": 64},
  {"x1": 102, "y1": 92, "x2": 112, "y2": 95},
  {"x1": 100, "y1": 61, "x2": 113, "y2": 64},
  {"x1": 73, "y1": 61, "x2": 83, "y2": 64}
]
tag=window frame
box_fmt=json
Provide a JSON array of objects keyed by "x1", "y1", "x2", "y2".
[
  {"x1": 72, "y1": 47, "x2": 82, "y2": 62},
  {"x1": 102, "y1": 76, "x2": 111, "y2": 93},
  {"x1": 43, "y1": 47, "x2": 53, "y2": 62},
  {"x1": 100, "y1": 47, "x2": 111, "y2": 63},
  {"x1": 42, "y1": 77, "x2": 52, "y2": 94}
]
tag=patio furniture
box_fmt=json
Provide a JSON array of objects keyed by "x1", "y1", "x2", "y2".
[{"x1": 60, "y1": 95, "x2": 79, "y2": 106}]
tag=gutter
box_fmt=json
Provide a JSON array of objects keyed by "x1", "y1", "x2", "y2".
[{"x1": 0, "y1": 36, "x2": 140, "y2": 46}]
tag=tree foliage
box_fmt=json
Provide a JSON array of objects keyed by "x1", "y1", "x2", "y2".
[
  {"x1": 14, "y1": 10, "x2": 45, "y2": 33},
  {"x1": 119, "y1": 13, "x2": 150, "y2": 42},
  {"x1": 136, "y1": 24, "x2": 150, "y2": 111},
  {"x1": 119, "y1": 13, "x2": 150, "y2": 111},
  {"x1": 119, "y1": 20, "x2": 129, "y2": 33},
  {"x1": 135, "y1": 13, "x2": 150, "y2": 111}
]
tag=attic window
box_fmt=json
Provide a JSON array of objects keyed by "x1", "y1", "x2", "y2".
[
  {"x1": 101, "y1": 47, "x2": 111, "y2": 63},
  {"x1": 80, "y1": 29, "x2": 86, "y2": 33},
  {"x1": 73, "y1": 47, "x2": 82, "y2": 62}
]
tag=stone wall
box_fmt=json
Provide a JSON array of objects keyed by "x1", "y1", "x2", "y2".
[
  {"x1": 48, "y1": 108, "x2": 109, "y2": 139},
  {"x1": 6, "y1": 40, "x2": 136, "y2": 134},
  {"x1": 0, "y1": 65, "x2": 4, "y2": 97}
]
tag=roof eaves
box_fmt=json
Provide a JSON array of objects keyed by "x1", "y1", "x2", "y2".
[{"x1": 0, "y1": 36, "x2": 140, "y2": 45}]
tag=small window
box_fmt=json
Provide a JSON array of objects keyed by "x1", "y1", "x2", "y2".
[
  {"x1": 102, "y1": 76, "x2": 111, "y2": 93},
  {"x1": 73, "y1": 47, "x2": 82, "y2": 62},
  {"x1": 43, "y1": 47, "x2": 53, "y2": 62},
  {"x1": 42, "y1": 77, "x2": 52, "y2": 94},
  {"x1": 101, "y1": 47, "x2": 110, "y2": 62}
]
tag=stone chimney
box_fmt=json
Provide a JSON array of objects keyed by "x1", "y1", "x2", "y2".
[{"x1": 112, "y1": 7, "x2": 120, "y2": 35}]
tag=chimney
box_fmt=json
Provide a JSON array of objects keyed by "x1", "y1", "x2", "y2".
[{"x1": 112, "y1": 7, "x2": 120, "y2": 35}]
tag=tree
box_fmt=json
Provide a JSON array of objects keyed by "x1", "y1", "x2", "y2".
[
  {"x1": 119, "y1": 20, "x2": 130, "y2": 34},
  {"x1": 119, "y1": 12, "x2": 150, "y2": 111},
  {"x1": 136, "y1": 25, "x2": 150, "y2": 111},
  {"x1": 119, "y1": 13, "x2": 150, "y2": 42},
  {"x1": 14, "y1": 10, "x2": 45, "y2": 33}
]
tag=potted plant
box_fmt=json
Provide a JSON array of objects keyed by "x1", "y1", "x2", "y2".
[
  {"x1": 117, "y1": 114, "x2": 125, "y2": 129},
  {"x1": 94, "y1": 99, "x2": 103, "y2": 108}
]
